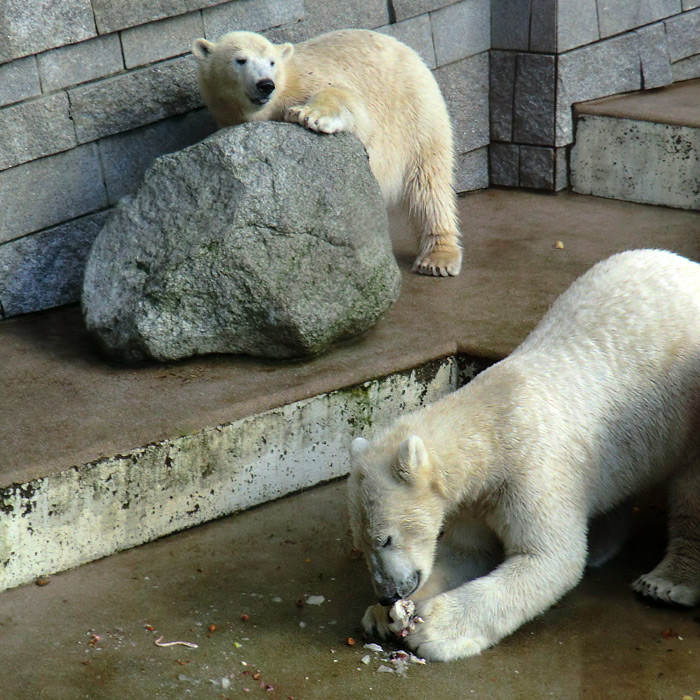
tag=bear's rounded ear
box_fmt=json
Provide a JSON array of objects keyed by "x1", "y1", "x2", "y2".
[
  {"x1": 279, "y1": 43, "x2": 294, "y2": 61},
  {"x1": 395, "y1": 435, "x2": 428, "y2": 484},
  {"x1": 350, "y1": 437, "x2": 370, "y2": 462},
  {"x1": 192, "y1": 38, "x2": 214, "y2": 61}
]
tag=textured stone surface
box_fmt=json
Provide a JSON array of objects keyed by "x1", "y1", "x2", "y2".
[
  {"x1": 489, "y1": 142, "x2": 519, "y2": 186},
  {"x1": 671, "y1": 54, "x2": 700, "y2": 81},
  {"x1": 432, "y1": 0, "x2": 490, "y2": 66},
  {"x1": 376, "y1": 14, "x2": 436, "y2": 69},
  {"x1": 555, "y1": 146, "x2": 569, "y2": 191},
  {"x1": 665, "y1": 8, "x2": 700, "y2": 62},
  {"x1": 683, "y1": 0, "x2": 700, "y2": 8},
  {"x1": 0, "y1": 0, "x2": 96, "y2": 63},
  {"x1": 121, "y1": 12, "x2": 204, "y2": 68},
  {"x1": 556, "y1": 33, "x2": 641, "y2": 146},
  {"x1": 598, "y1": 0, "x2": 681, "y2": 38},
  {"x1": 82, "y1": 123, "x2": 401, "y2": 363},
  {"x1": 91, "y1": 0, "x2": 187, "y2": 33},
  {"x1": 264, "y1": 0, "x2": 387, "y2": 43},
  {"x1": 99, "y1": 110, "x2": 217, "y2": 205},
  {"x1": 637, "y1": 23, "x2": 673, "y2": 89},
  {"x1": 393, "y1": 0, "x2": 459, "y2": 22},
  {"x1": 0, "y1": 211, "x2": 110, "y2": 318},
  {"x1": 69, "y1": 57, "x2": 201, "y2": 143},
  {"x1": 529, "y1": 0, "x2": 556, "y2": 52},
  {"x1": 519, "y1": 145, "x2": 555, "y2": 189},
  {"x1": 454, "y1": 146, "x2": 489, "y2": 192},
  {"x1": 435, "y1": 52, "x2": 489, "y2": 155},
  {"x1": 490, "y1": 0, "x2": 531, "y2": 50},
  {"x1": 489, "y1": 51, "x2": 516, "y2": 141},
  {"x1": 571, "y1": 114, "x2": 700, "y2": 209},
  {"x1": 0, "y1": 145, "x2": 107, "y2": 244},
  {"x1": 0, "y1": 56, "x2": 40, "y2": 107},
  {"x1": 558, "y1": 0, "x2": 599, "y2": 52},
  {"x1": 202, "y1": 0, "x2": 305, "y2": 39},
  {"x1": 0, "y1": 93, "x2": 76, "y2": 171},
  {"x1": 513, "y1": 53, "x2": 556, "y2": 145},
  {"x1": 37, "y1": 35, "x2": 123, "y2": 93}
]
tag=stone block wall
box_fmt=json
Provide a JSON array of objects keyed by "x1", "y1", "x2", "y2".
[
  {"x1": 0, "y1": 0, "x2": 489, "y2": 319},
  {"x1": 490, "y1": 1, "x2": 700, "y2": 190}
]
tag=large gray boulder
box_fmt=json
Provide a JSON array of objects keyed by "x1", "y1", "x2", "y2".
[{"x1": 82, "y1": 122, "x2": 401, "y2": 362}]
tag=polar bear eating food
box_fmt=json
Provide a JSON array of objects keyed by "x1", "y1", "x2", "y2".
[
  {"x1": 191, "y1": 29, "x2": 461, "y2": 277},
  {"x1": 348, "y1": 249, "x2": 700, "y2": 661}
]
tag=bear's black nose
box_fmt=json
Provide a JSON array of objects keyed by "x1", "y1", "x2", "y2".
[{"x1": 256, "y1": 79, "x2": 275, "y2": 96}]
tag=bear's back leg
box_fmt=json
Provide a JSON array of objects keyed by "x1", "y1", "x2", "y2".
[{"x1": 632, "y1": 458, "x2": 700, "y2": 606}]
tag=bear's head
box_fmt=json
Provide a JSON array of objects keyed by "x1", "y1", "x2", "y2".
[
  {"x1": 347, "y1": 434, "x2": 446, "y2": 606},
  {"x1": 192, "y1": 31, "x2": 294, "y2": 112}
]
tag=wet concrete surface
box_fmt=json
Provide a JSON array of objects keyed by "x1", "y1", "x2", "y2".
[{"x1": 2, "y1": 480, "x2": 700, "y2": 700}]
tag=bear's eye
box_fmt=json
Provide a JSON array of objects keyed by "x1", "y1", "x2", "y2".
[
  {"x1": 236, "y1": 58, "x2": 247, "y2": 65},
  {"x1": 382, "y1": 536, "x2": 392, "y2": 548}
]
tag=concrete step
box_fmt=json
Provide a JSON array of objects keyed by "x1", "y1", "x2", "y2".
[
  {"x1": 570, "y1": 79, "x2": 700, "y2": 209},
  {"x1": 3, "y1": 189, "x2": 700, "y2": 592}
]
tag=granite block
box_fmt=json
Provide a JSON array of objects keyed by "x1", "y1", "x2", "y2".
[
  {"x1": 489, "y1": 50, "x2": 516, "y2": 142},
  {"x1": 69, "y1": 57, "x2": 202, "y2": 143},
  {"x1": 0, "y1": 93, "x2": 76, "y2": 171},
  {"x1": 454, "y1": 146, "x2": 488, "y2": 192},
  {"x1": 202, "y1": 0, "x2": 305, "y2": 39},
  {"x1": 636, "y1": 23, "x2": 673, "y2": 89},
  {"x1": 393, "y1": 0, "x2": 460, "y2": 22},
  {"x1": 529, "y1": 0, "x2": 556, "y2": 52},
  {"x1": 0, "y1": 145, "x2": 107, "y2": 244},
  {"x1": 99, "y1": 109, "x2": 217, "y2": 204},
  {"x1": 0, "y1": 0, "x2": 96, "y2": 63},
  {"x1": 665, "y1": 8, "x2": 700, "y2": 62},
  {"x1": 122, "y1": 12, "x2": 204, "y2": 68},
  {"x1": 0, "y1": 211, "x2": 110, "y2": 317},
  {"x1": 92, "y1": 0, "x2": 188, "y2": 34},
  {"x1": 556, "y1": 33, "x2": 642, "y2": 146},
  {"x1": 671, "y1": 54, "x2": 700, "y2": 82},
  {"x1": 264, "y1": 0, "x2": 387, "y2": 43},
  {"x1": 555, "y1": 146, "x2": 569, "y2": 191},
  {"x1": 519, "y1": 145, "x2": 555, "y2": 190},
  {"x1": 558, "y1": 0, "x2": 599, "y2": 52},
  {"x1": 37, "y1": 35, "x2": 123, "y2": 93},
  {"x1": 597, "y1": 0, "x2": 681, "y2": 39},
  {"x1": 513, "y1": 53, "x2": 556, "y2": 146},
  {"x1": 491, "y1": 0, "x2": 531, "y2": 51},
  {"x1": 434, "y1": 52, "x2": 489, "y2": 155},
  {"x1": 376, "y1": 14, "x2": 436, "y2": 69},
  {"x1": 432, "y1": 0, "x2": 490, "y2": 66},
  {"x1": 0, "y1": 56, "x2": 40, "y2": 108},
  {"x1": 682, "y1": 0, "x2": 700, "y2": 9},
  {"x1": 489, "y1": 142, "x2": 519, "y2": 187}
]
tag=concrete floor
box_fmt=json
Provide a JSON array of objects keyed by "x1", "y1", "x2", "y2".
[{"x1": 1, "y1": 480, "x2": 699, "y2": 700}]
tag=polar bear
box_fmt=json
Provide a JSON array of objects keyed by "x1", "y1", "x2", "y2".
[
  {"x1": 191, "y1": 29, "x2": 461, "y2": 277},
  {"x1": 347, "y1": 249, "x2": 700, "y2": 661}
]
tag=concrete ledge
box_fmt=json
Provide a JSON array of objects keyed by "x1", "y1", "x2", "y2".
[
  {"x1": 0, "y1": 356, "x2": 483, "y2": 591},
  {"x1": 571, "y1": 114, "x2": 700, "y2": 209}
]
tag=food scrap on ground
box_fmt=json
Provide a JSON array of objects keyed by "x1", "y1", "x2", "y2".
[{"x1": 154, "y1": 636, "x2": 199, "y2": 648}]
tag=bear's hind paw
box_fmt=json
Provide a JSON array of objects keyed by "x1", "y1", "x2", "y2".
[
  {"x1": 632, "y1": 572, "x2": 700, "y2": 607},
  {"x1": 413, "y1": 244, "x2": 462, "y2": 277}
]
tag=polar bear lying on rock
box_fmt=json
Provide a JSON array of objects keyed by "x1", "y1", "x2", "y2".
[
  {"x1": 348, "y1": 249, "x2": 700, "y2": 661},
  {"x1": 192, "y1": 29, "x2": 461, "y2": 277}
]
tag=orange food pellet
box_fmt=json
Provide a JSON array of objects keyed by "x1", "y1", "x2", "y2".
[{"x1": 241, "y1": 614, "x2": 250, "y2": 621}]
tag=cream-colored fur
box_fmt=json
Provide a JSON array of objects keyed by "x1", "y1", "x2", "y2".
[
  {"x1": 192, "y1": 29, "x2": 461, "y2": 276},
  {"x1": 347, "y1": 249, "x2": 700, "y2": 661}
]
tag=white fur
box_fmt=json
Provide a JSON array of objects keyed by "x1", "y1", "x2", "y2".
[
  {"x1": 347, "y1": 249, "x2": 700, "y2": 661},
  {"x1": 192, "y1": 29, "x2": 462, "y2": 276}
]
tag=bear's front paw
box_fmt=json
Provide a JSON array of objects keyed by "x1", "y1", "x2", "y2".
[
  {"x1": 402, "y1": 597, "x2": 490, "y2": 662},
  {"x1": 413, "y1": 245, "x2": 462, "y2": 277},
  {"x1": 361, "y1": 603, "x2": 393, "y2": 640},
  {"x1": 284, "y1": 105, "x2": 348, "y2": 135}
]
